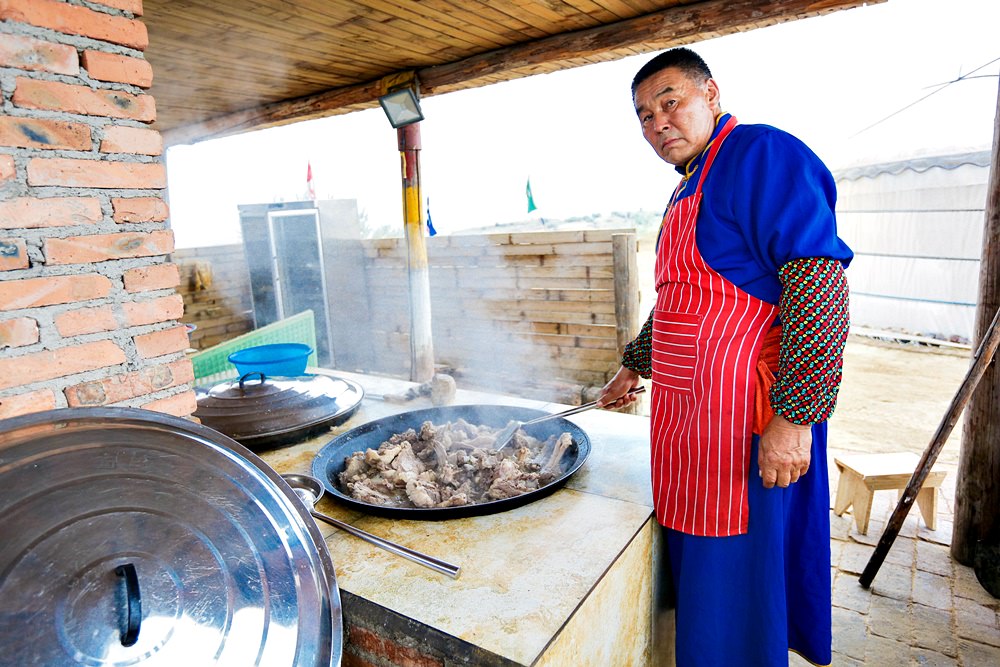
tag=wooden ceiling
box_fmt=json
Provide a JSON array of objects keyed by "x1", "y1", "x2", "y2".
[{"x1": 146, "y1": 0, "x2": 878, "y2": 145}]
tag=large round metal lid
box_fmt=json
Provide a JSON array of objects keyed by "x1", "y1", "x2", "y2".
[
  {"x1": 193, "y1": 373, "x2": 364, "y2": 449},
  {"x1": 0, "y1": 407, "x2": 342, "y2": 667}
]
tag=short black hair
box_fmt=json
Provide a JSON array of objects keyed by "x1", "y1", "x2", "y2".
[{"x1": 631, "y1": 47, "x2": 713, "y2": 100}]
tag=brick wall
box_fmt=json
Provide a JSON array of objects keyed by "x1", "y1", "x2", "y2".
[
  {"x1": 0, "y1": 0, "x2": 195, "y2": 420},
  {"x1": 340, "y1": 590, "x2": 506, "y2": 667}
]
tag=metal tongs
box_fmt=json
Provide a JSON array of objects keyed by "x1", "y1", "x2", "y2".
[
  {"x1": 494, "y1": 386, "x2": 646, "y2": 452},
  {"x1": 281, "y1": 473, "x2": 461, "y2": 578}
]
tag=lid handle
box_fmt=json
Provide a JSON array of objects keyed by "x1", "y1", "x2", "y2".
[
  {"x1": 115, "y1": 563, "x2": 142, "y2": 647},
  {"x1": 238, "y1": 372, "x2": 267, "y2": 392}
]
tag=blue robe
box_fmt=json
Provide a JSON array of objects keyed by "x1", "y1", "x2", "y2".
[{"x1": 661, "y1": 113, "x2": 852, "y2": 666}]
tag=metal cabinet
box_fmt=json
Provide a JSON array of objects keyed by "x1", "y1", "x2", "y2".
[{"x1": 238, "y1": 200, "x2": 371, "y2": 370}]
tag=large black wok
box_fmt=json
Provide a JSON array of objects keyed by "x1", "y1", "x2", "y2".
[{"x1": 311, "y1": 404, "x2": 591, "y2": 519}]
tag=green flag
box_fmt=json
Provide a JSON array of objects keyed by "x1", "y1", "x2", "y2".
[{"x1": 526, "y1": 178, "x2": 537, "y2": 213}]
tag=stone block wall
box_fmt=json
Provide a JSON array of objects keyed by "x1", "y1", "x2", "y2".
[
  {"x1": 172, "y1": 244, "x2": 254, "y2": 351},
  {"x1": 0, "y1": 0, "x2": 195, "y2": 420},
  {"x1": 362, "y1": 229, "x2": 633, "y2": 402}
]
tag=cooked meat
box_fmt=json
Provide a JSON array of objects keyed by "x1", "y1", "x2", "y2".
[
  {"x1": 338, "y1": 419, "x2": 575, "y2": 509},
  {"x1": 405, "y1": 476, "x2": 441, "y2": 508},
  {"x1": 540, "y1": 433, "x2": 574, "y2": 482},
  {"x1": 342, "y1": 454, "x2": 367, "y2": 480},
  {"x1": 486, "y1": 458, "x2": 540, "y2": 500},
  {"x1": 351, "y1": 479, "x2": 396, "y2": 506}
]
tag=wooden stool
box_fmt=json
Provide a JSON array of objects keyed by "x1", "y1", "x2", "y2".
[{"x1": 833, "y1": 452, "x2": 947, "y2": 535}]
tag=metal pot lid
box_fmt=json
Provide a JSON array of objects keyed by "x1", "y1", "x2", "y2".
[
  {"x1": 0, "y1": 407, "x2": 342, "y2": 667},
  {"x1": 194, "y1": 373, "x2": 364, "y2": 444}
]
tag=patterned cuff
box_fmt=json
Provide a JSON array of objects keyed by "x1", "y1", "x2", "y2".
[
  {"x1": 622, "y1": 310, "x2": 654, "y2": 379},
  {"x1": 770, "y1": 257, "x2": 850, "y2": 425}
]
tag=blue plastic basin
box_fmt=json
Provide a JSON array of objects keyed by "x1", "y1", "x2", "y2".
[{"x1": 228, "y1": 343, "x2": 312, "y2": 377}]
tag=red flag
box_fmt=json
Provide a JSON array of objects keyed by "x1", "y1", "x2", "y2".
[{"x1": 306, "y1": 161, "x2": 316, "y2": 200}]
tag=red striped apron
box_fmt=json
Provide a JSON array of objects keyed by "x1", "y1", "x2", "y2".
[{"x1": 651, "y1": 116, "x2": 780, "y2": 537}]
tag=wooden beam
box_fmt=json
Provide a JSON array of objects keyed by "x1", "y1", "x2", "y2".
[
  {"x1": 613, "y1": 232, "x2": 639, "y2": 362},
  {"x1": 952, "y1": 78, "x2": 1000, "y2": 565},
  {"x1": 163, "y1": 0, "x2": 879, "y2": 146},
  {"x1": 419, "y1": 0, "x2": 878, "y2": 94},
  {"x1": 613, "y1": 232, "x2": 641, "y2": 414},
  {"x1": 162, "y1": 81, "x2": 382, "y2": 146}
]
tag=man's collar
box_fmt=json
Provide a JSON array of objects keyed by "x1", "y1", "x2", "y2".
[{"x1": 674, "y1": 112, "x2": 731, "y2": 177}]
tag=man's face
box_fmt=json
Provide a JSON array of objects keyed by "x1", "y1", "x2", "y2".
[{"x1": 634, "y1": 67, "x2": 720, "y2": 166}]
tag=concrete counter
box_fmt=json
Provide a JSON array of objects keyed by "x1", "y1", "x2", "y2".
[{"x1": 259, "y1": 371, "x2": 666, "y2": 666}]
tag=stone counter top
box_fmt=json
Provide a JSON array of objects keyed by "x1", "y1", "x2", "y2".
[{"x1": 258, "y1": 370, "x2": 656, "y2": 666}]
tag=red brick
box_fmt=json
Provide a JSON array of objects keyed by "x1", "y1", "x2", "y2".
[
  {"x1": 14, "y1": 78, "x2": 155, "y2": 122},
  {"x1": 141, "y1": 388, "x2": 196, "y2": 417},
  {"x1": 348, "y1": 626, "x2": 386, "y2": 657},
  {"x1": 90, "y1": 0, "x2": 143, "y2": 17},
  {"x1": 0, "y1": 340, "x2": 125, "y2": 390},
  {"x1": 45, "y1": 229, "x2": 172, "y2": 264},
  {"x1": 123, "y1": 263, "x2": 180, "y2": 292},
  {"x1": 0, "y1": 0, "x2": 148, "y2": 50},
  {"x1": 0, "y1": 33, "x2": 78, "y2": 75},
  {"x1": 123, "y1": 293, "x2": 184, "y2": 326},
  {"x1": 100, "y1": 126, "x2": 161, "y2": 155},
  {"x1": 82, "y1": 50, "x2": 152, "y2": 88},
  {"x1": 346, "y1": 626, "x2": 443, "y2": 667},
  {"x1": 0, "y1": 273, "x2": 111, "y2": 310},
  {"x1": 0, "y1": 316, "x2": 39, "y2": 347},
  {"x1": 65, "y1": 358, "x2": 193, "y2": 406},
  {"x1": 341, "y1": 652, "x2": 379, "y2": 667},
  {"x1": 133, "y1": 325, "x2": 188, "y2": 358},
  {"x1": 54, "y1": 305, "x2": 117, "y2": 337},
  {"x1": 27, "y1": 157, "x2": 165, "y2": 189},
  {"x1": 0, "y1": 237, "x2": 28, "y2": 270},
  {"x1": 0, "y1": 389, "x2": 57, "y2": 419},
  {"x1": 0, "y1": 116, "x2": 91, "y2": 151},
  {"x1": 112, "y1": 196, "x2": 168, "y2": 222},
  {"x1": 0, "y1": 155, "x2": 14, "y2": 182},
  {"x1": 0, "y1": 197, "x2": 103, "y2": 229}
]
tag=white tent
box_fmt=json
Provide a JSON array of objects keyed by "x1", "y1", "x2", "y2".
[{"x1": 835, "y1": 151, "x2": 990, "y2": 343}]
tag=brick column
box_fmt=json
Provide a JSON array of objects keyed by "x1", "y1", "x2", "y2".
[{"x1": 0, "y1": 0, "x2": 196, "y2": 420}]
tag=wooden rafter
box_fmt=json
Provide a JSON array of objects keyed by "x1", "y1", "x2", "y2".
[{"x1": 162, "y1": 0, "x2": 877, "y2": 146}]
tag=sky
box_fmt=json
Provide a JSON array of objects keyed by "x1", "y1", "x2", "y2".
[{"x1": 165, "y1": 0, "x2": 1000, "y2": 248}]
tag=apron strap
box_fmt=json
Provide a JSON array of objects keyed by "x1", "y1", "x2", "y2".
[
  {"x1": 655, "y1": 115, "x2": 739, "y2": 253},
  {"x1": 694, "y1": 115, "x2": 738, "y2": 194}
]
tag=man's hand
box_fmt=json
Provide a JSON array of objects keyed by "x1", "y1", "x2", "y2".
[
  {"x1": 596, "y1": 366, "x2": 642, "y2": 409},
  {"x1": 758, "y1": 414, "x2": 812, "y2": 489}
]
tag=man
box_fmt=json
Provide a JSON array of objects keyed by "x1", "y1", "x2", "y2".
[{"x1": 597, "y1": 48, "x2": 852, "y2": 666}]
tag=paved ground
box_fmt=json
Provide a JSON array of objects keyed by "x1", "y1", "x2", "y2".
[{"x1": 791, "y1": 337, "x2": 999, "y2": 666}]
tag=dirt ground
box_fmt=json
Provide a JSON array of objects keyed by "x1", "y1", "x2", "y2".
[{"x1": 830, "y1": 336, "x2": 972, "y2": 467}]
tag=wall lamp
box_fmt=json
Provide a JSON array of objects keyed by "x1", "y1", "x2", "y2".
[{"x1": 378, "y1": 72, "x2": 424, "y2": 128}]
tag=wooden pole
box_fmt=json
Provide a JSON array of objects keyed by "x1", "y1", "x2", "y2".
[
  {"x1": 952, "y1": 78, "x2": 1000, "y2": 565},
  {"x1": 613, "y1": 233, "x2": 640, "y2": 414},
  {"x1": 860, "y1": 307, "x2": 1000, "y2": 588},
  {"x1": 398, "y1": 122, "x2": 434, "y2": 382}
]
